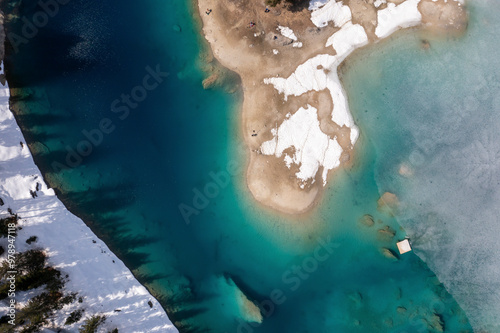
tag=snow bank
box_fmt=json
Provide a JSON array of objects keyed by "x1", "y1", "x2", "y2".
[
  {"x1": 0, "y1": 63, "x2": 177, "y2": 332},
  {"x1": 375, "y1": 0, "x2": 422, "y2": 39},
  {"x1": 310, "y1": 0, "x2": 352, "y2": 28},
  {"x1": 326, "y1": 21, "x2": 369, "y2": 59},
  {"x1": 261, "y1": 105, "x2": 343, "y2": 186}
]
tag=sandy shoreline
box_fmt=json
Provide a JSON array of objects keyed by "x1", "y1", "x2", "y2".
[{"x1": 196, "y1": 0, "x2": 467, "y2": 215}]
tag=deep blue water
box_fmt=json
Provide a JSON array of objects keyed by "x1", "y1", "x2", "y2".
[{"x1": 1, "y1": 0, "x2": 479, "y2": 332}]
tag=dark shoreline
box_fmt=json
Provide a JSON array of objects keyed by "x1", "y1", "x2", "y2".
[{"x1": 0, "y1": 4, "x2": 182, "y2": 331}]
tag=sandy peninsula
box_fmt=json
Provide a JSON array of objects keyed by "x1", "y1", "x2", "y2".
[{"x1": 197, "y1": 0, "x2": 467, "y2": 214}]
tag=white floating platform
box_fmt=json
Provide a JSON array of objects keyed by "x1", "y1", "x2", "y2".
[{"x1": 397, "y1": 239, "x2": 412, "y2": 254}]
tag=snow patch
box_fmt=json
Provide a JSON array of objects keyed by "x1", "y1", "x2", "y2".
[
  {"x1": 310, "y1": 0, "x2": 352, "y2": 28},
  {"x1": 374, "y1": 0, "x2": 387, "y2": 8},
  {"x1": 260, "y1": 105, "x2": 343, "y2": 186},
  {"x1": 375, "y1": 0, "x2": 422, "y2": 39},
  {"x1": 326, "y1": 21, "x2": 368, "y2": 59},
  {"x1": 277, "y1": 26, "x2": 298, "y2": 41}
]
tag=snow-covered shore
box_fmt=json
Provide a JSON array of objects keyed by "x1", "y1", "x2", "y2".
[
  {"x1": 375, "y1": 0, "x2": 422, "y2": 38},
  {"x1": 0, "y1": 63, "x2": 177, "y2": 331},
  {"x1": 262, "y1": 1, "x2": 368, "y2": 186}
]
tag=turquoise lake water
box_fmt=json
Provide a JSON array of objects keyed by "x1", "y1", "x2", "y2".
[{"x1": 4, "y1": 0, "x2": 500, "y2": 331}]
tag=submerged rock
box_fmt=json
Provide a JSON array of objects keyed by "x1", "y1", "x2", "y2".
[
  {"x1": 359, "y1": 214, "x2": 375, "y2": 227},
  {"x1": 377, "y1": 192, "x2": 400, "y2": 216},
  {"x1": 348, "y1": 291, "x2": 363, "y2": 306},
  {"x1": 225, "y1": 276, "x2": 263, "y2": 324},
  {"x1": 395, "y1": 288, "x2": 402, "y2": 300},
  {"x1": 397, "y1": 306, "x2": 407, "y2": 314},
  {"x1": 399, "y1": 162, "x2": 414, "y2": 177},
  {"x1": 202, "y1": 73, "x2": 219, "y2": 89},
  {"x1": 378, "y1": 226, "x2": 396, "y2": 241},
  {"x1": 421, "y1": 39, "x2": 431, "y2": 50},
  {"x1": 427, "y1": 313, "x2": 445, "y2": 332},
  {"x1": 380, "y1": 247, "x2": 399, "y2": 260},
  {"x1": 238, "y1": 291, "x2": 263, "y2": 324},
  {"x1": 172, "y1": 24, "x2": 182, "y2": 33}
]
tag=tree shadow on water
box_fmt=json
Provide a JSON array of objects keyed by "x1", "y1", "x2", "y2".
[{"x1": 49, "y1": 184, "x2": 163, "y2": 270}]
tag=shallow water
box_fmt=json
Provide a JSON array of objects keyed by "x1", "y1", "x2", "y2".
[{"x1": 1, "y1": 0, "x2": 487, "y2": 331}]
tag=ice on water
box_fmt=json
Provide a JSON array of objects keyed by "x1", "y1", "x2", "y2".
[{"x1": 369, "y1": 2, "x2": 500, "y2": 330}]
